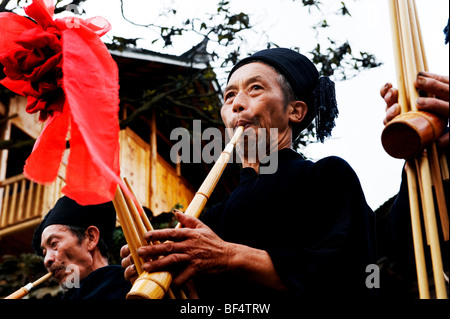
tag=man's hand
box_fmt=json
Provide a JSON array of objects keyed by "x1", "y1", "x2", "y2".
[
  {"x1": 120, "y1": 244, "x2": 138, "y2": 284},
  {"x1": 139, "y1": 211, "x2": 231, "y2": 286},
  {"x1": 380, "y1": 71, "x2": 449, "y2": 148},
  {"x1": 120, "y1": 211, "x2": 232, "y2": 287},
  {"x1": 120, "y1": 211, "x2": 287, "y2": 291}
]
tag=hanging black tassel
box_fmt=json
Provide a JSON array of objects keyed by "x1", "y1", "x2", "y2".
[
  {"x1": 444, "y1": 19, "x2": 449, "y2": 45},
  {"x1": 313, "y1": 77, "x2": 339, "y2": 143}
]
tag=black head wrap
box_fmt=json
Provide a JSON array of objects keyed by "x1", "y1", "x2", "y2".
[
  {"x1": 228, "y1": 48, "x2": 338, "y2": 142},
  {"x1": 32, "y1": 196, "x2": 116, "y2": 256}
]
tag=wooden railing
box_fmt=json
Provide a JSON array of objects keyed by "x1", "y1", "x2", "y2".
[
  {"x1": 0, "y1": 174, "x2": 44, "y2": 229},
  {"x1": 0, "y1": 173, "x2": 65, "y2": 235}
]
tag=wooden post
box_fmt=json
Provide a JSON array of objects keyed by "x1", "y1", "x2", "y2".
[
  {"x1": 24, "y1": 180, "x2": 34, "y2": 219},
  {"x1": 0, "y1": 109, "x2": 12, "y2": 216},
  {"x1": 16, "y1": 179, "x2": 26, "y2": 221},
  {"x1": 150, "y1": 110, "x2": 158, "y2": 213},
  {"x1": 1, "y1": 185, "x2": 10, "y2": 228}
]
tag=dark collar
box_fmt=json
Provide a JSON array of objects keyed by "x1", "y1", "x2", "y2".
[{"x1": 239, "y1": 148, "x2": 304, "y2": 185}]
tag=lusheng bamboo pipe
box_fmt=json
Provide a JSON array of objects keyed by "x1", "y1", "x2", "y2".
[
  {"x1": 126, "y1": 126, "x2": 245, "y2": 299},
  {"x1": 4, "y1": 272, "x2": 52, "y2": 299},
  {"x1": 382, "y1": 1, "x2": 445, "y2": 159},
  {"x1": 113, "y1": 182, "x2": 174, "y2": 299},
  {"x1": 121, "y1": 179, "x2": 189, "y2": 299},
  {"x1": 405, "y1": 162, "x2": 430, "y2": 298},
  {"x1": 385, "y1": 0, "x2": 448, "y2": 299},
  {"x1": 181, "y1": 125, "x2": 244, "y2": 220}
]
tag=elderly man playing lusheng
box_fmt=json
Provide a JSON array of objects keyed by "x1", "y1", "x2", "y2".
[{"x1": 121, "y1": 48, "x2": 377, "y2": 299}]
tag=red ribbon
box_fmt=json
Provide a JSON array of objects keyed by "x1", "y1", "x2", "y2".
[{"x1": 0, "y1": 0, "x2": 125, "y2": 205}]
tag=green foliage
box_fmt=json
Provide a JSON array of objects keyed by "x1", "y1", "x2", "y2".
[
  {"x1": 1, "y1": 0, "x2": 382, "y2": 151},
  {"x1": 0, "y1": 253, "x2": 55, "y2": 297},
  {"x1": 310, "y1": 40, "x2": 382, "y2": 80}
]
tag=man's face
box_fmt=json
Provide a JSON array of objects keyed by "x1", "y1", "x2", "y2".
[
  {"x1": 40, "y1": 225, "x2": 93, "y2": 285},
  {"x1": 221, "y1": 62, "x2": 292, "y2": 154}
]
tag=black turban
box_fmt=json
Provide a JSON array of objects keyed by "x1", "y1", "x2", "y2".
[
  {"x1": 32, "y1": 196, "x2": 116, "y2": 255},
  {"x1": 228, "y1": 48, "x2": 338, "y2": 142}
]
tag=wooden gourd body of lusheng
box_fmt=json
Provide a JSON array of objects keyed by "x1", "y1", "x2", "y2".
[{"x1": 382, "y1": 111, "x2": 446, "y2": 159}]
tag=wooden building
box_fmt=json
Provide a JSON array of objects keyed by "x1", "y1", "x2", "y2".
[{"x1": 0, "y1": 44, "x2": 238, "y2": 255}]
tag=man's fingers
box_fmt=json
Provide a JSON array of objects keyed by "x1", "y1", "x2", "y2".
[
  {"x1": 384, "y1": 104, "x2": 401, "y2": 125},
  {"x1": 416, "y1": 97, "x2": 449, "y2": 117},
  {"x1": 141, "y1": 253, "x2": 191, "y2": 273},
  {"x1": 124, "y1": 264, "x2": 138, "y2": 283},
  {"x1": 418, "y1": 71, "x2": 449, "y2": 84},
  {"x1": 380, "y1": 83, "x2": 392, "y2": 98},
  {"x1": 137, "y1": 240, "x2": 192, "y2": 259},
  {"x1": 172, "y1": 267, "x2": 197, "y2": 287},
  {"x1": 120, "y1": 244, "x2": 130, "y2": 258},
  {"x1": 121, "y1": 254, "x2": 134, "y2": 269},
  {"x1": 175, "y1": 211, "x2": 205, "y2": 229},
  {"x1": 144, "y1": 227, "x2": 193, "y2": 243},
  {"x1": 383, "y1": 87, "x2": 399, "y2": 109},
  {"x1": 416, "y1": 73, "x2": 449, "y2": 101}
]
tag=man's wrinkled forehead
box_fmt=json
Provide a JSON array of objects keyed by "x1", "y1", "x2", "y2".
[
  {"x1": 40, "y1": 224, "x2": 70, "y2": 247},
  {"x1": 225, "y1": 62, "x2": 278, "y2": 92}
]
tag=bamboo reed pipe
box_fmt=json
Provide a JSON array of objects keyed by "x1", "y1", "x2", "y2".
[
  {"x1": 397, "y1": 0, "x2": 419, "y2": 112},
  {"x1": 182, "y1": 126, "x2": 244, "y2": 221},
  {"x1": 407, "y1": 0, "x2": 425, "y2": 72},
  {"x1": 409, "y1": 0, "x2": 448, "y2": 241},
  {"x1": 418, "y1": 151, "x2": 448, "y2": 299},
  {"x1": 440, "y1": 153, "x2": 449, "y2": 181},
  {"x1": 4, "y1": 272, "x2": 53, "y2": 299},
  {"x1": 115, "y1": 178, "x2": 188, "y2": 299},
  {"x1": 120, "y1": 186, "x2": 148, "y2": 248},
  {"x1": 414, "y1": 158, "x2": 429, "y2": 245},
  {"x1": 113, "y1": 187, "x2": 143, "y2": 275},
  {"x1": 383, "y1": 0, "x2": 445, "y2": 160},
  {"x1": 120, "y1": 178, "x2": 183, "y2": 299},
  {"x1": 388, "y1": 0, "x2": 409, "y2": 113},
  {"x1": 127, "y1": 126, "x2": 244, "y2": 299},
  {"x1": 123, "y1": 178, "x2": 154, "y2": 233},
  {"x1": 429, "y1": 144, "x2": 449, "y2": 241},
  {"x1": 405, "y1": 163, "x2": 430, "y2": 298},
  {"x1": 410, "y1": 0, "x2": 428, "y2": 72}
]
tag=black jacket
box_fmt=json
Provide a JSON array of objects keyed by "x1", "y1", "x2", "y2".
[
  {"x1": 61, "y1": 265, "x2": 131, "y2": 299},
  {"x1": 197, "y1": 148, "x2": 377, "y2": 299}
]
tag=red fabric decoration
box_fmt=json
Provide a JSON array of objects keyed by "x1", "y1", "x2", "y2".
[{"x1": 0, "y1": 0, "x2": 125, "y2": 205}]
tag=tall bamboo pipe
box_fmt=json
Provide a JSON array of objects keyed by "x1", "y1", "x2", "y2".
[{"x1": 125, "y1": 126, "x2": 244, "y2": 299}]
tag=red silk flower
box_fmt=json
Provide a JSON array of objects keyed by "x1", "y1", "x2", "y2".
[{"x1": 0, "y1": 0, "x2": 125, "y2": 205}]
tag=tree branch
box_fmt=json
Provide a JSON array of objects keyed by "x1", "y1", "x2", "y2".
[{"x1": 165, "y1": 96, "x2": 223, "y2": 126}]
